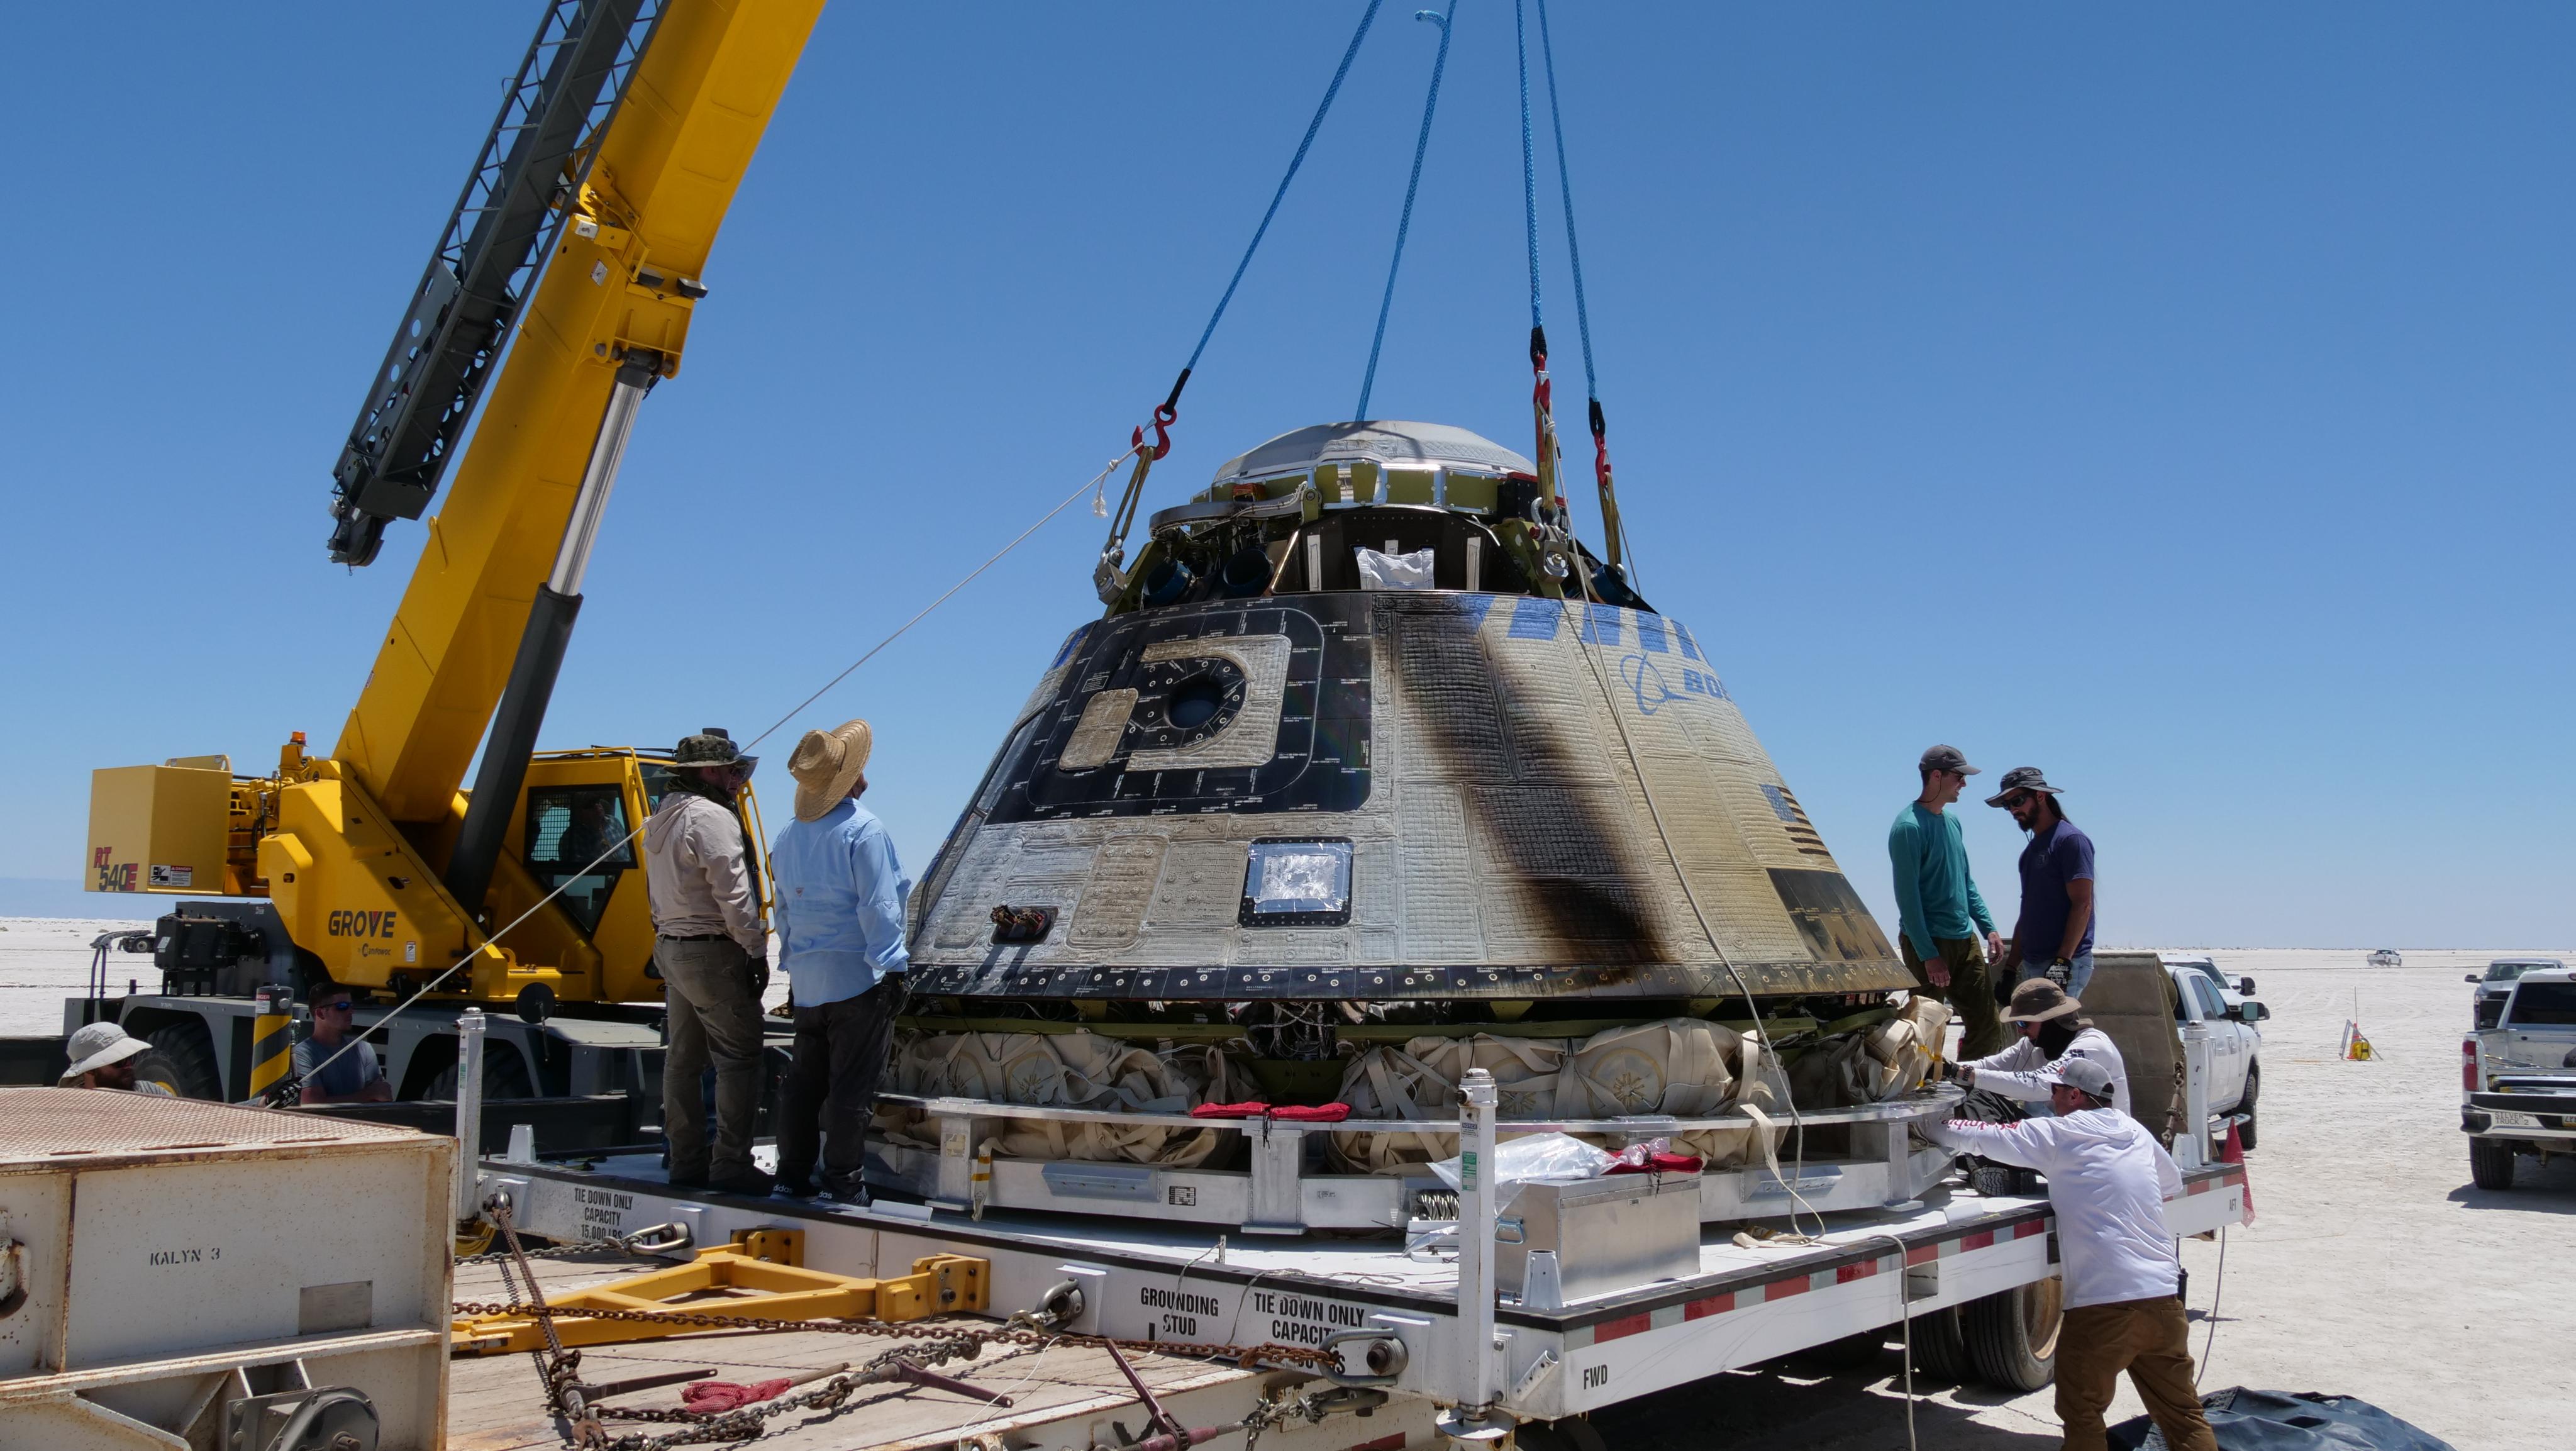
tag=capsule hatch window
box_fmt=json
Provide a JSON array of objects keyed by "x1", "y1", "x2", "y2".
[{"x1": 1240, "y1": 838, "x2": 1353, "y2": 926}]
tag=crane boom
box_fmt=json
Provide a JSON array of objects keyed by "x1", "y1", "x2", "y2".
[
  {"x1": 334, "y1": 0, "x2": 824, "y2": 827},
  {"x1": 84, "y1": 0, "x2": 828, "y2": 1042},
  {"x1": 328, "y1": 0, "x2": 659, "y2": 569}
]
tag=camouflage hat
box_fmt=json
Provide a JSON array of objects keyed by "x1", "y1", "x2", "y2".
[
  {"x1": 670, "y1": 726, "x2": 755, "y2": 774},
  {"x1": 1985, "y1": 765, "x2": 2062, "y2": 808}
]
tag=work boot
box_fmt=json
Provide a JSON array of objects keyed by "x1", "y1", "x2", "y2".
[{"x1": 707, "y1": 1166, "x2": 775, "y2": 1197}]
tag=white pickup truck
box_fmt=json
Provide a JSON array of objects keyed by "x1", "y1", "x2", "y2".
[
  {"x1": 2462, "y1": 966, "x2": 2576, "y2": 1190},
  {"x1": 2170, "y1": 961, "x2": 2268, "y2": 1148}
]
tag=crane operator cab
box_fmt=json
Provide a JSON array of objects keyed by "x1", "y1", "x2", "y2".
[{"x1": 86, "y1": 740, "x2": 769, "y2": 1013}]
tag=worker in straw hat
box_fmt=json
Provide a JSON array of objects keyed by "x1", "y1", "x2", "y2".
[
  {"x1": 59, "y1": 1021, "x2": 174, "y2": 1095},
  {"x1": 1941, "y1": 975, "x2": 2133, "y2": 1118},
  {"x1": 769, "y1": 718, "x2": 911, "y2": 1204}
]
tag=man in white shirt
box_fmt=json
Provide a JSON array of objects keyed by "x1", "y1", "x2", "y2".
[
  {"x1": 1943, "y1": 977, "x2": 2131, "y2": 1117},
  {"x1": 1928, "y1": 1059, "x2": 2214, "y2": 1451},
  {"x1": 58, "y1": 1021, "x2": 175, "y2": 1096}
]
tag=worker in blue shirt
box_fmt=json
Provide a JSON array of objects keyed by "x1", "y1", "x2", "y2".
[
  {"x1": 1889, "y1": 745, "x2": 2008, "y2": 1057},
  {"x1": 770, "y1": 718, "x2": 911, "y2": 1203}
]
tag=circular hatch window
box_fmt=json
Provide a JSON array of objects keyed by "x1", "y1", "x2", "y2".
[{"x1": 1133, "y1": 655, "x2": 1248, "y2": 750}]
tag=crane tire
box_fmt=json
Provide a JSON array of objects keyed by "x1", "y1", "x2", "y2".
[
  {"x1": 1963, "y1": 1276, "x2": 2062, "y2": 1392},
  {"x1": 131, "y1": 1021, "x2": 223, "y2": 1099},
  {"x1": 2469, "y1": 1136, "x2": 2516, "y2": 1191},
  {"x1": 427, "y1": 1042, "x2": 538, "y2": 1101}
]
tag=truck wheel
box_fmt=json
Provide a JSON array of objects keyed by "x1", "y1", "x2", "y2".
[
  {"x1": 1963, "y1": 1276, "x2": 2061, "y2": 1392},
  {"x1": 131, "y1": 1022, "x2": 222, "y2": 1099},
  {"x1": 2236, "y1": 1064, "x2": 2259, "y2": 1152},
  {"x1": 1904, "y1": 1304, "x2": 1974, "y2": 1384},
  {"x1": 2469, "y1": 1136, "x2": 2517, "y2": 1191}
]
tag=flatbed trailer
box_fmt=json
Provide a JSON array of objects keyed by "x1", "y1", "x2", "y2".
[{"x1": 472, "y1": 1133, "x2": 2250, "y2": 1448}]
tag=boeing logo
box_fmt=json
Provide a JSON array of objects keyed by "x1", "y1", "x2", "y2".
[{"x1": 1621, "y1": 653, "x2": 1729, "y2": 715}]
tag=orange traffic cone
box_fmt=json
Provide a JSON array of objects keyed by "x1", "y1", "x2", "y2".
[{"x1": 2218, "y1": 1120, "x2": 2256, "y2": 1223}]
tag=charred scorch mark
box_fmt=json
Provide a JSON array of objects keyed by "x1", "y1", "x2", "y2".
[{"x1": 1384, "y1": 595, "x2": 1669, "y2": 978}]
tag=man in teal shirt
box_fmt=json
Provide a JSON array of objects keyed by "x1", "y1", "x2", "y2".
[{"x1": 1889, "y1": 745, "x2": 2007, "y2": 1057}]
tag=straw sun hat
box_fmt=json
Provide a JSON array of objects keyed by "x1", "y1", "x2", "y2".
[{"x1": 788, "y1": 718, "x2": 872, "y2": 821}]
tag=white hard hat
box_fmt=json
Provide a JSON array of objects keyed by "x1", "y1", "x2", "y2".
[{"x1": 61, "y1": 1021, "x2": 151, "y2": 1082}]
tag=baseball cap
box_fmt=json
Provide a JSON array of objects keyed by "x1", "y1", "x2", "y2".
[
  {"x1": 1919, "y1": 745, "x2": 1980, "y2": 776},
  {"x1": 2042, "y1": 1057, "x2": 2116, "y2": 1101}
]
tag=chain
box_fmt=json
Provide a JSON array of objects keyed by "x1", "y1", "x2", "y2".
[
  {"x1": 451, "y1": 1296, "x2": 1337, "y2": 1373},
  {"x1": 459, "y1": 1238, "x2": 640, "y2": 1267},
  {"x1": 463, "y1": 1208, "x2": 1343, "y2": 1450}
]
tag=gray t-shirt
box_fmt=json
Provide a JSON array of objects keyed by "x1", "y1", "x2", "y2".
[{"x1": 294, "y1": 1036, "x2": 384, "y2": 1099}]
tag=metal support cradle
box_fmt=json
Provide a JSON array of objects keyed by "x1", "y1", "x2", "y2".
[{"x1": 452, "y1": 1229, "x2": 989, "y2": 1356}]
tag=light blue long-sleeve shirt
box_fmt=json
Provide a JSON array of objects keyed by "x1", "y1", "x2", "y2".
[
  {"x1": 770, "y1": 800, "x2": 911, "y2": 1006},
  {"x1": 1887, "y1": 802, "x2": 1996, "y2": 960}
]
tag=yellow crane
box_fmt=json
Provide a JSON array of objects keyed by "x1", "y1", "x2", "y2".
[{"x1": 79, "y1": 0, "x2": 825, "y2": 1101}]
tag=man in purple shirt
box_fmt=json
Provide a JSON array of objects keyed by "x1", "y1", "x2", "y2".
[{"x1": 1989, "y1": 766, "x2": 2098, "y2": 996}]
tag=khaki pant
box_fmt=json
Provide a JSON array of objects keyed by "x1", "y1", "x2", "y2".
[
  {"x1": 657, "y1": 937, "x2": 766, "y2": 1182},
  {"x1": 2056, "y1": 1296, "x2": 2216, "y2": 1451},
  {"x1": 1902, "y1": 934, "x2": 2007, "y2": 1059}
]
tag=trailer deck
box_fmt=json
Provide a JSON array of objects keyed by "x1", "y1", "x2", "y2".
[{"x1": 475, "y1": 1148, "x2": 2250, "y2": 1447}]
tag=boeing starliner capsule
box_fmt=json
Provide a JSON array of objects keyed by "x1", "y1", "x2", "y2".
[{"x1": 904, "y1": 421, "x2": 1911, "y2": 1042}]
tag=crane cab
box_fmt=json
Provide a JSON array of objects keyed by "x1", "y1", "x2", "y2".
[{"x1": 83, "y1": 742, "x2": 767, "y2": 1015}]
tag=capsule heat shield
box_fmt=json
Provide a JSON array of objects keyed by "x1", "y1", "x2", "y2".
[{"x1": 909, "y1": 591, "x2": 1907, "y2": 1002}]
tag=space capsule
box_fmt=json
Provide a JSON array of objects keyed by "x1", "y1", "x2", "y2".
[{"x1": 903, "y1": 420, "x2": 1911, "y2": 1045}]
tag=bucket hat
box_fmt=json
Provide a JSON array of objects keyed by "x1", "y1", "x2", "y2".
[
  {"x1": 670, "y1": 726, "x2": 755, "y2": 774},
  {"x1": 2002, "y1": 977, "x2": 2082, "y2": 1024},
  {"x1": 1985, "y1": 765, "x2": 2063, "y2": 809},
  {"x1": 61, "y1": 1021, "x2": 152, "y2": 1082},
  {"x1": 788, "y1": 718, "x2": 873, "y2": 821}
]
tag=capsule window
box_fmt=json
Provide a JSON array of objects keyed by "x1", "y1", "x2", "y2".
[{"x1": 1240, "y1": 838, "x2": 1353, "y2": 927}]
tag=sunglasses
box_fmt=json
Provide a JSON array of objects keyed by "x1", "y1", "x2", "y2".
[{"x1": 316, "y1": 1001, "x2": 355, "y2": 1013}]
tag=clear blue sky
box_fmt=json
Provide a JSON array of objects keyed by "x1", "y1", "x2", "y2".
[{"x1": 4, "y1": 3, "x2": 2568, "y2": 946}]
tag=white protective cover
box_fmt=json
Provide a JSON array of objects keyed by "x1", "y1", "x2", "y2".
[{"x1": 1353, "y1": 545, "x2": 1438, "y2": 590}]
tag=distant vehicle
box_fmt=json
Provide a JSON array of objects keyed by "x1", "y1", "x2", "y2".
[
  {"x1": 2468, "y1": 959, "x2": 2568, "y2": 1030},
  {"x1": 2368, "y1": 948, "x2": 2403, "y2": 968},
  {"x1": 2170, "y1": 962, "x2": 2267, "y2": 1149},
  {"x1": 2163, "y1": 953, "x2": 2257, "y2": 1005},
  {"x1": 2461, "y1": 966, "x2": 2576, "y2": 1191}
]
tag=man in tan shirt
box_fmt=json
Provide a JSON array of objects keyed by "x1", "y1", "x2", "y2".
[{"x1": 642, "y1": 728, "x2": 772, "y2": 1194}]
